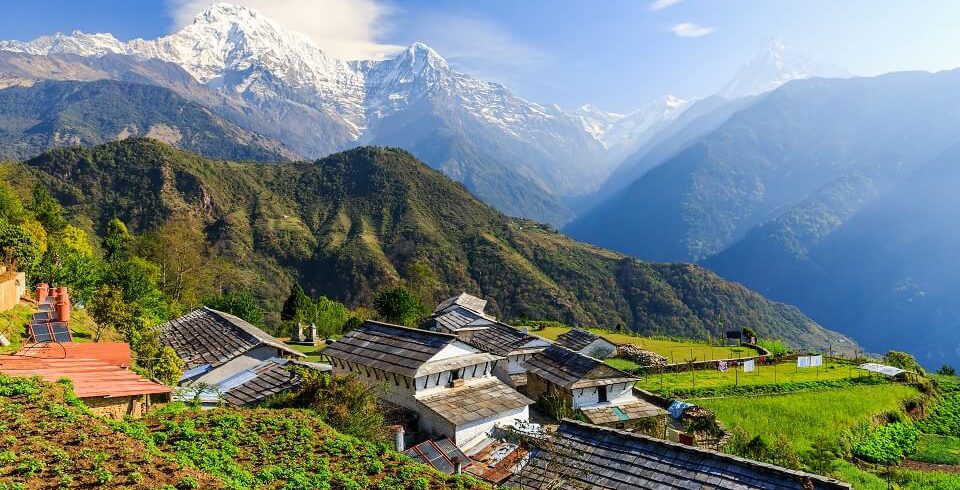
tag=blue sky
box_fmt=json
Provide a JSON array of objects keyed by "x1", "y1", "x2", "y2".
[{"x1": 2, "y1": 0, "x2": 959, "y2": 112}]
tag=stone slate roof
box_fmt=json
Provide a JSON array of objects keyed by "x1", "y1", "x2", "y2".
[
  {"x1": 416, "y1": 378, "x2": 533, "y2": 426},
  {"x1": 322, "y1": 321, "x2": 500, "y2": 378},
  {"x1": 434, "y1": 292, "x2": 487, "y2": 315},
  {"x1": 219, "y1": 358, "x2": 302, "y2": 406},
  {"x1": 429, "y1": 307, "x2": 493, "y2": 332},
  {"x1": 555, "y1": 328, "x2": 608, "y2": 351},
  {"x1": 158, "y1": 307, "x2": 303, "y2": 371},
  {"x1": 509, "y1": 420, "x2": 851, "y2": 490},
  {"x1": 580, "y1": 399, "x2": 666, "y2": 425},
  {"x1": 525, "y1": 345, "x2": 637, "y2": 389},
  {"x1": 466, "y1": 322, "x2": 549, "y2": 356}
]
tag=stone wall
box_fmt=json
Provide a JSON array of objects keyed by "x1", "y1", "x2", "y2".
[
  {"x1": 84, "y1": 396, "x2": 140, "y2": 419},
  {"x1": 0, "y1": 272, "x2": 18, "y2": 313}
]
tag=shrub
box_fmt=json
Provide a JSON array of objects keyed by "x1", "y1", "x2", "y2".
[
  {"x1": 938, "y1": 365, "x2": 957, "y2": 376},
  {"x1": 853, "y1": 423, "x2": 920, "y2": 464}
]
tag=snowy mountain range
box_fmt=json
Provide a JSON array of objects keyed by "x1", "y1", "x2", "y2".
[{"x1": 0, "y1": 3, "x2": 845, "y2": 225}]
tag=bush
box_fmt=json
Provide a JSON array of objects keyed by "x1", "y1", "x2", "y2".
[
  {"x1": 853, "y1": 423, "x2": 920, "y2": 464},
  {"x1": 757, "y1": 339, "x2": 789, "y2": 357},
  {"x1": 267, "y1": 370, "x2": 386, "y2": 442},
  {"x1": 938, "y1": 365, "x2": 957, "y2": 376}
]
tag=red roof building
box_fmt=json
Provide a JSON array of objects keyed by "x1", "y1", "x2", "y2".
[{"x1": 0, "y1": 342, "x2": 171, "y2": 418}]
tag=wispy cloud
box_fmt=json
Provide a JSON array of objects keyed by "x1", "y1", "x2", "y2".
[
  {"x1": 649, "y1": 0, "x2": 684, "y2": 11},
  {"x1": 166, "y1": 0, "x2": 403, "y2": 60},
  {"x1": 411, "y1": 13, "x2": 551, "y2": 85},
  {"x1": 671, "y1": 22, "x2": 715, "y2": 38}
]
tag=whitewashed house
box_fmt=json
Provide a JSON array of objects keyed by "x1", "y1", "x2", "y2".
[
  {"x1": 461, "y1": 321, "x2": 552, "y2": 391},
  {"x1": 525, "y1": 344, "x2": 665, "y2": 432},
  {"x1": 322, "y1": 320, "x2": 533, "y2": 449}
]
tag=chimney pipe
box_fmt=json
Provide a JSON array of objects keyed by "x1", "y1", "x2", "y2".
[
  {"x1": 36, "y1": 283, "x2": 49, "y2": 303},
  {"x1": 393, "y1": 425, "x2": 405, "y2": 451},
  {"x1": 453, "y1": 457, "x2": 463, "y2": 475},
  {"x1": 55, "y1": 300, "x2": 70, "y2": 323}
]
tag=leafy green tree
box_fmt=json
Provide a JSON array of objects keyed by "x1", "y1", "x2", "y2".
[
  {"x1": 41, "y1": 225, "x2": 102, "y2": 303},
  {"x1": 0, "y1": 219, "x2": 43, "y2": 278},
  {"x1": 281, "y1": 282, "x2": 313, "y2": 323},
  {"x1": 102, "y1": 217, "x2": 132, "y2": 261},
  {"x1": 373, "y1": 285, "x2": 428, "y2": 327},
  {"x1": 29, "y1": 184, "x2": 67, "y2": 233},
  {"x1": 937, "y1": 365, "x2": 956, "y2": 376},
  {"x1": 205, "y1": 290, "x2": 265, "y2": 327},
  {"x1": 313, "y1": 296, "x2": 352, "y2": 337},
  {"x1": 405, "y1": 259, "x2": 441, "y2": 306},
  {"x1": 103, "y1": 257, "x2": 168, "y2": 321},
  {"x1": 90, "y1": 285, "x2": 161, "y2": 360},
  {"x1": 0, "y1": 184, "x2": 27, "y2": 224},
  {"x1": 153, "y1": 346, "x2": 184, "y2": 386}
]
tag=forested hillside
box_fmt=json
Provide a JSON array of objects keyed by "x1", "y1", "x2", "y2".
[
  {"x1": 7, "y1": 138, "x2": 851, "y2": 351},
  {"x1": 0, "y1": 79, "x2": 299, "y2": 162}
]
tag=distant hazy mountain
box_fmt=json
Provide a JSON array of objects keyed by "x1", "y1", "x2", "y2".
[
  {"x1": 719, "y1": 38, "x2": 850, "y2": 99},
  {"x1": 2, "y1": 2, "x2": 691, "y2": 225},
  {"x1": 569, "y1": 68, "x2": 960, "y2": 367},
  {"x1": 574, "y1": 95, "x2": 692, "y2": 165},
  {"x1": 0, "y1": 79, "x2": 298, "y2": 161}
]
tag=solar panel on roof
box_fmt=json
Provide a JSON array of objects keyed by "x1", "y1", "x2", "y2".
[
  {"x1": 38, "y1": 304, "x2": 52, "y2": 312},
  {"x1": 51, "y1": 323, "x2": 71, "y2": 342},
  {"x1": 31, "y1": 325, "x2": 53, "y2": 342},
  {"x1": 32, "y1": 312, "x2": 51, "y2": 322}
]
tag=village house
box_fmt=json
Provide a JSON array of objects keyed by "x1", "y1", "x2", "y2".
[
  {"x1": 461, "y1": 321, "x2": 551, "y2": 391},
  {"x1": 322, "y1": 320, "x2": 533, "y2": 450},
  {"x1": 0, "y1": 342, "x2": 171, "y2": 419},
  {"x1": 157, "y1": 307, "x2": 305, "y2": 386},
  {"x1": 509, "y1": 419, "x2": 852, "y2": 489},
  {"x1": 525, "y1": 344, "x2": 665, "y2": 432},
  {"x1": 554, "y1": 328, "x2": 618, "y2": 359},
  {"x1": 424, "y1": 292, "x2": 496, "y2": 339}
]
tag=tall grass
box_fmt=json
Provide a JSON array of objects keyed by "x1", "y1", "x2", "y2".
[{"x1": 699, "y1": 384, "x2": 920, "y2": 452}]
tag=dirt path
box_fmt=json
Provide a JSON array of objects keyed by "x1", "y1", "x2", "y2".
[{"x1": 901, "y1": 459, "x2": 960, "y2": 473}]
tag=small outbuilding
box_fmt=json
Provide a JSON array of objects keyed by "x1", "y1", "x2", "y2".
[{"x1": 554, "y1": 328, "x2": 617, "y2": 359}]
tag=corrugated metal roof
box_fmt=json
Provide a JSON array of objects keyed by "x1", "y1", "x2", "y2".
[
  {"x1": 509, "y1": 420, "x2": 852, "y2": 490},
  {"x1": 0, "y1": 353, "x2": 171, "y2": 398}
]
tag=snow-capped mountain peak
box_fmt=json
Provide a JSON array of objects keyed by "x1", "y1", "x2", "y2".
[
  {"x1": 719, "y1": 37, "x2": 849, "y2": 99},
  {"x1": 576, "y1": 95, "x2": 691, "y2": 152}
]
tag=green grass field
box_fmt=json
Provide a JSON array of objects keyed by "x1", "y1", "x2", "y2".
[
  {"x1": 911, "y1": 434, "x2": 960, "y2": 465},
  {"x1": 699, "y1": 384, "x2": 920, "y2": 452},
  {"x1": 283, "y1": 339, "x2": 328, "y2": 362},
  {"x1": 532, "y1": 325, "x2": 753, "y2": 362},
  {"x1": 634, "y1": 360, "x2": 860, "y2": 393}
]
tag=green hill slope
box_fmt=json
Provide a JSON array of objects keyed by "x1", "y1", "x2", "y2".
[{"x1": 16, "y1": 138, "x2": 850, "y2": 350}]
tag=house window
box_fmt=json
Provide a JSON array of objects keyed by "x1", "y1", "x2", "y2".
[
  {"x1": 451, "y1": 369, "x2": 461, "y2": 381},
  {"x1": 598, "y1": 385, "x2": 608, "y2": 403}
]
